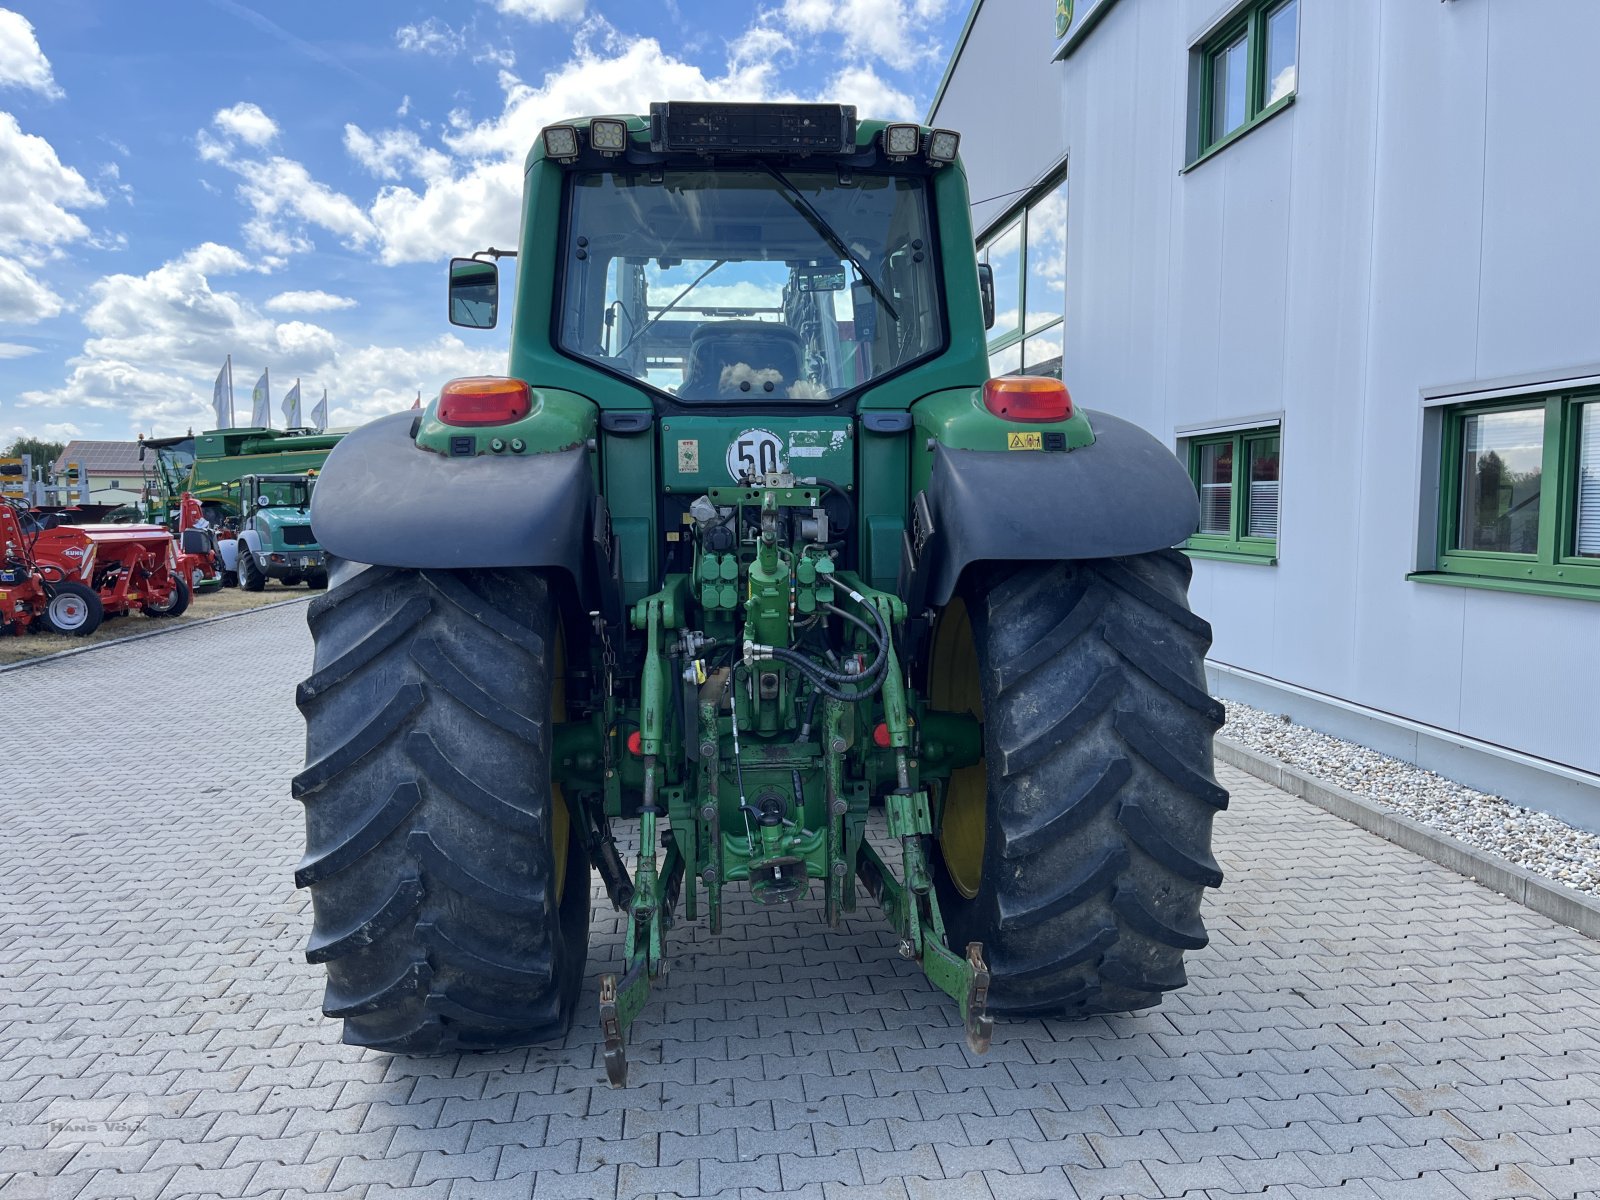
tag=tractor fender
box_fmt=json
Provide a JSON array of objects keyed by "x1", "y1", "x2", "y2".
[
  {"x1": 218, "y1": 538, "x2": 239, "y2": 572},
  {"x1": 236, "y1": 529, "x2": 263, "y2": 563},
  {"x1": 903, "y1": 408, "x2": 1200, "y2": 610},
  {"x1": 309, "y1": 410, "x2": 599, "y2": 591}
]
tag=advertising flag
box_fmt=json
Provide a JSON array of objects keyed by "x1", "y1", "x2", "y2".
[
  {"x1": 212, "y1": 358, "x2": 230, "y2": 428},
  {"x1": 311, "y1": 387, "x2": 328, "y2": 431},
  {"x1": 251, "y1": 369, "x2": 271, "y2": 427},
  {"x1": 282, "y1": 379, "x2": 302, "y2": 427},
  {"x1": 412, "y1": 390, "x2": 421, "y2": 410}
]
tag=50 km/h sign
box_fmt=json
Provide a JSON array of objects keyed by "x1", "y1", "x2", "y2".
[{"x1": 727, "y1": 429, "x2": 784, "y2": 481}]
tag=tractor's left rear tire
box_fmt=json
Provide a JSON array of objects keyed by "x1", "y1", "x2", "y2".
[{"x1": 294, "y1": 564, "x2": 590, "y2": 1052}]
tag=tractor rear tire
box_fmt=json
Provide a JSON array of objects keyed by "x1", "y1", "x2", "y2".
[
  {"x1": 294, "y1": 564, "x2": 590, "y2": 1052},
  {"x1": 238, "y1": 548, "x2": 265, "y2": 592},
  {"x1": 42, "y1": 582, "x2": 103, "y2": 636},
  {"x1": 928, "y1": 550, "x2": 1226, "y2": 1017}
]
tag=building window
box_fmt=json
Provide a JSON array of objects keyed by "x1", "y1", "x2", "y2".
[
  {"x1": 1425, "y1": 392, "x2": 1600, "y2": 594},
  {"x1": 978, "y1": 170, "x2": 1067, "y2": 379},
  {"x1": 1181, "y1": 425, "x2": 1280, "y2": 563},
  {"x1": 1194, "y1": 0, "x2": 1298, "y2": 161},
  {"x1": 108, "y1": 480, "x2": 120, "y2": 489}
]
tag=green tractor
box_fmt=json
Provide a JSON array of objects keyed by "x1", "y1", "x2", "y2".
[
  {"x1": 235, "y1": 473, "x2": 327, "y2": 590},
  {"x1": 296, "y1": 104, "x2": 1224, "y2": 1083}
]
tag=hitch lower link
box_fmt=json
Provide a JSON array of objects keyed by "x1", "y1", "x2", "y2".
[
  {"x1": 597, "y1": 593, "x2": 994, "y2": 1087},
  {"x1": 860, "y1": 780, "x2": 994, "y2": 1055}
]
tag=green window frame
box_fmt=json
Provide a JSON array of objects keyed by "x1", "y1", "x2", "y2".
[
  {"x1": 1415, "y1": 390, "x2": 1600, "y2": 598},
  {"x1": 1182, "y1": 425, "x2": 1280, "y2": 564},
  {"x1": 1190, "y1": 0, "x2": 1298, "y2": 167},
  {"x1": 978, "y1": 169, "x2": 1067, "y2": 379}
]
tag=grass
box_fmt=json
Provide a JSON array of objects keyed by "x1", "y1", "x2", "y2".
[{"x1": 0, "y1": 582, "x2": 313, "y2": 666}]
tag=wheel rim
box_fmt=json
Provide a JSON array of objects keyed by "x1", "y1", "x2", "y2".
[
  {"x1": 551, "y1": 629, "x2": 572, "y2": 903},
  {"x1": 929, "y1": 596, "x2": 986, "y2": 898},
  {"x1": 49, "y1": 593, "x2": 89, "y2": 631}
]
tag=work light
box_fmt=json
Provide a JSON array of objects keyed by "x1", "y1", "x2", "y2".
[
  {"x1": 883, "y1": 123, "x2": 920, "y2": 159},
  {"x1": 928, "y1": 129, "x2": 960, "y2": 163},
  {"x1": 542, "y1": 125, "x2": 580, "y2": 160},
  {"x1": 589, "y1": 118, "x2": 627, "y2": 153}
]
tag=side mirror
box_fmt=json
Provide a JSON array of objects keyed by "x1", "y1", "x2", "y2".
[
  {"x1": 449, "y1": 257, "x2": 499, "y2": 329},
  {"x1": 977, "y1": 262, "x2": 996, "y2": 331}
]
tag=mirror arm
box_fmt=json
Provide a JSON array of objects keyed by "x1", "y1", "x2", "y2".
[{"x1": 473, "y1": 247, "x2": 519, "y2": 261}]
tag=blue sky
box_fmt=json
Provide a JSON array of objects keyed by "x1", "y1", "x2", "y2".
[{"x1": 0, "y1": 0, "x2": 967, "y2": 442}]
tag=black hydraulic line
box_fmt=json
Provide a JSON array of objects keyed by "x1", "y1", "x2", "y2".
[
  {"x1": 811, "y1": 478, "x2": 854, "y2": 540},
  {"x1": 767, "y1": 646, "x2": 883, "y2": 702}
]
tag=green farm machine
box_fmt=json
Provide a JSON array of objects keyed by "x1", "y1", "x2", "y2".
[
  {"x1": 297, "y1": 104, "x2": 1224, "y2": 1083},
  {"x1": 235, "y1": 473, "x2": 327, "y2": 590},
  {"x1": 140, "y1": 425, "x2": 342, "y2": 529}
]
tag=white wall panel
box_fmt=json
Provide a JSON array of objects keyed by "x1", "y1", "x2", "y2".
[
  {"x1": 1475, "y1": 3, "x2": 1600, "y2": 379},
  {"x1": 932, "y1": 0, "x2": 1068, "y2": 234},
  {"x1": 937, "y1": 0, "x2": 1600, "y2": 777}
]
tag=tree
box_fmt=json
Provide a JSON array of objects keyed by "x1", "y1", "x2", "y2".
[{"x1": 4, "y1": 436, "x2": 66, "y2": 467}]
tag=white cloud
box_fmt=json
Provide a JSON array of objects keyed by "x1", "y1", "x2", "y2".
[
  {"x1": 265, "y1": 289, "x2": 358, "y2": 314},
  {"x1": 200, "y1": 102, "x2": 372, "y2": 257},
  {"x1": 495, "y1": 0, "x2": 586, "y2": 23},
  {"x1": 778, "y1": 0, "x2": 952, "y2": 71},
  {"x1": 396, "y1": 18, "x2": 464, "y2": 56},
  {"x1": 0, "y1": 110, "x2": 102, "y2": 256},
  {"x1": 0, "y1": 255, "x2": 63, "y2": 323},
  {"x1": 343, "y1": 124, "x2": 453, "y2": 183},
  {"x1": 0, "y1": 112, "x2": 99, "y2": 326},
  {"x1": 0, "y1": 8, "x2": 62, "y2": 99},
  {"x1": 347, "y1": 20, "x2": 795, "y2": 266},
  {"x1": 212, "y1": 101, "x2": 279, "y2": 148},
  {"x1": 5, "y1": 420, "x2": 80, "y2": 444},
  {"x1": 0, "y1": 339, "x2": 39, "y2": 357},
  {"x1": 18, "y1": 241, "x2": 502, "y2": 435},
  {"x1": 819, "y1": 65, "x2": 916, "y2": 121},
  {"x1": 473, "y1": 44, "x2": 516, "y2": 69}
]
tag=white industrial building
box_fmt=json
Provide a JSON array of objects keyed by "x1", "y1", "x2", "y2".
[{"x1": 931, "y1": 0, "x2": 1600, "y2": 825}]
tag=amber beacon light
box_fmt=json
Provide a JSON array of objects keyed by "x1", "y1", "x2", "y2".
[
  {"x1": 981, "y1": 376, "x2": 1073, "y2": 422},
  {"x1": 437, "y1": 377, "x2": 533, "y2": 427}
]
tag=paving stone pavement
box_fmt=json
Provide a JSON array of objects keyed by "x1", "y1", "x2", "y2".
[{"x1": 4, "y1": 601, "x2": 1600, "y2": 1200}]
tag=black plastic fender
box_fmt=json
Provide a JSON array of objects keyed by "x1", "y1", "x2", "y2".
[
  {"x1": 310, "y1": 411, "x2": 600, "y2": 592},
  {"x1": 901, "y1": 408, "x2": 1200, "y2": 611}
]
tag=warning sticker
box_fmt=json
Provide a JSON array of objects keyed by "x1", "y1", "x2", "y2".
[
  {"x1": 1007, "y1": 431, "x2": 1043, "y2": 450},
  {"x1": 677, "y1": 439, "x2": 700, "y2": 473}
]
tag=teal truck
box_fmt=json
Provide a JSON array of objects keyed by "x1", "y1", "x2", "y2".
[
  {"x1": 234, "y1": 473, "x2": 327, "y2": 589},
  {"x1": 294, "y1": 104, "x2": 1223, "y2": 1083}
]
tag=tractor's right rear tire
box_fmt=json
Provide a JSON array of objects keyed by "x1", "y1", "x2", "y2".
[
  {"x1": 928, "y1": 550, "x2": 1227, "y2": 1018},
  {"x1": 238, "y1": 548, "x2": 264, "y2": 592},
  {"x1": 294, "y1": 564, "x2": 589, "y2": 1052}
]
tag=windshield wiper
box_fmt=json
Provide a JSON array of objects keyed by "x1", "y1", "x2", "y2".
[
  {"x1": 618, "y1": 259, "x2": 726, "y2": 356},
  {"x1": 757, "y1": 162, "x2": 900, "y2": 323}
]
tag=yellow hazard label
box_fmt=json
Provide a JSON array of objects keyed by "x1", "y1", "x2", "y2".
[{"x1": 1007, "y1": 431, "x2": 1043, "y2": 450}]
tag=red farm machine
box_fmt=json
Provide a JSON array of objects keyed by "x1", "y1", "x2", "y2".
[
  {"x1": 1, "y1": 500, "x2": 102, "y2": 635},
  {"x1": 26, "y1": 515, "x2": 191, "y2": 632}
]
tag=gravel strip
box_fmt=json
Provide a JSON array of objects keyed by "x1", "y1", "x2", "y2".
[{"x1": 1221, "y1": 700, "x2": 1600, "y2": 898}]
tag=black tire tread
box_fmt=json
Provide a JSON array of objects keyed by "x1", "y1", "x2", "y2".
[
  {"x1": 296, "y1": 566, "x2": 588, "y2": 1052},
  {"x1": 934, "y1": 549, "x2": 1226, "y2": 1017}
]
